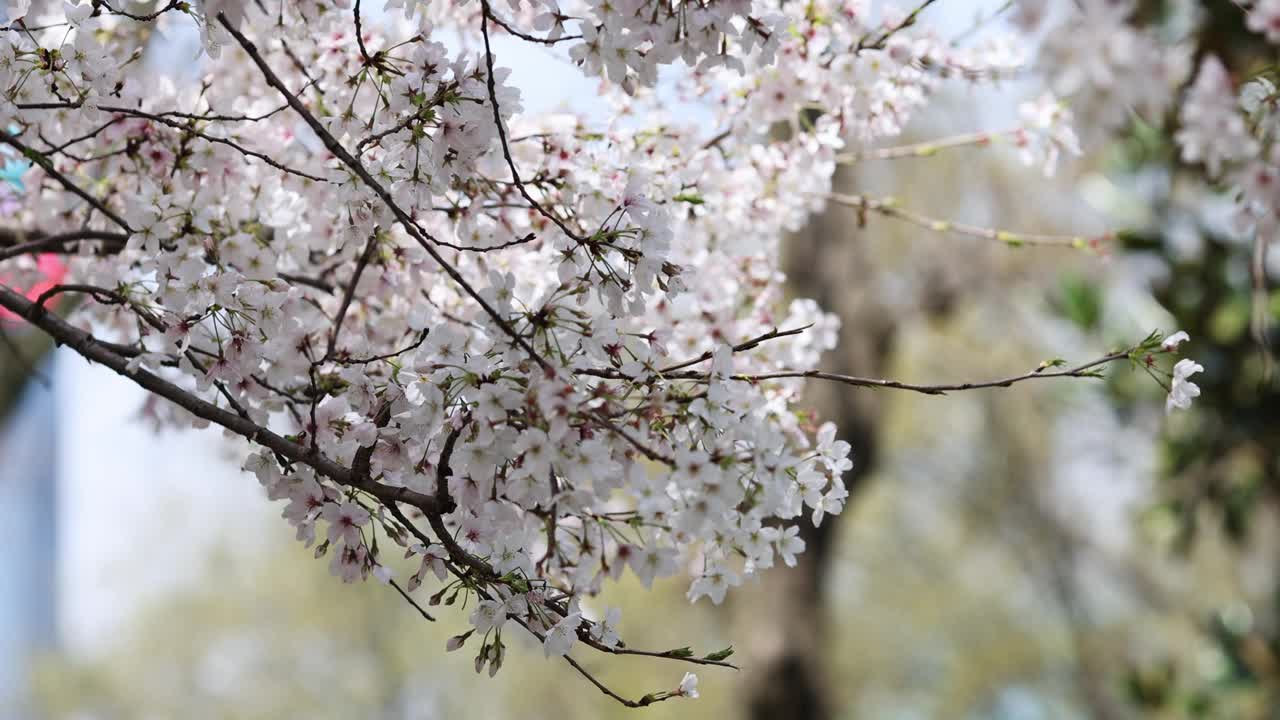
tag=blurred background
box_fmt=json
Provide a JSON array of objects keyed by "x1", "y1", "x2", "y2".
[{"x1": 2, "y1": 1, "x2": 1279, "y2": 718}]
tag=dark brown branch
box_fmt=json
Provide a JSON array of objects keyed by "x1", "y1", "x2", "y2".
[
  {"x1": 434, "y1": 420, "x2": 466, "y2": 505},
  {"x1": 217, "y1": 15, "x2": 550, "y2": 370},
  {"x1": 0, "y1": 130, "x2": 133, "y2": 232},
  {"x1": 277, "y1": 272, "x2": 336, "y2": 293},
  {"x1": 350, "y1": 399, "x2": 392, "y2": 482},
  {"x1": 855, "y1": 0, "x2": 939, "y2": 53},
  {"x1": 479, "y1": 2, "x2": 585, "y2": 243},
  {"x1": 33, "y1": 283, "x2": 123, "y2": 310},
  {"x1": 335, "y1": 329, "x2": 429, "y2": 365},
  {"x1": 486, "y1": 8, "x2": 582, "y2": 45},
  {"x1": 325, "y1": 232, "x2": 379, "y2": 361},
  {"x1": 0, "y1": 229, "x2": 128, "y2": 262},
  {"x1": 388, "y1": 578, "x2": 436, "y2": 621},
  {"x1": 562, "y1": 653, "x2": 665, "y2": 708},
  {"x1": 657, "y1": 325, "x2": 812, "y2": 374},
  {"x1": 144, "y1": 113, "x2": 329, "y2": 183},
  {"x1": 96, "y1": 0, "x2": 184, "y2": 22},
  {"x1": 353, "y1": 0, "x2": 375, "y2": 68},
  {"x1": 16, "y1": 101, "x2": 294, "y2": 123}
]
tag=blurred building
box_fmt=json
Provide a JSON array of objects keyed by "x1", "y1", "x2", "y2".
[{"x1": 0, "y1": 371, "x2": 58, "y2": 719}]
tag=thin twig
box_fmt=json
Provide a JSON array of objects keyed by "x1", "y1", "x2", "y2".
[
  {"x1": 0, "y1": 229, "x2": 127, "y2": 262},
  {"x1": 325, "y1": 233, "x2": 380, "y2": 361},
  {"x1": 826, "y1": 192, "x2": 1104, "y2": 249},
  {"x1": 479, "y1": 2, "x2": 585, "y2": 243},
  {"x1": 582, "y1": 349, "x2": 1132, "y2": 396},
  {"x1": 388, "y1": 578, "x2": 436, "y2": 621}
]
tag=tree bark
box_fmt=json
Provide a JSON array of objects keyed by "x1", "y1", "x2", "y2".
[{"x1": 743, "y1": 164, "x2": 900, "y2": 720}]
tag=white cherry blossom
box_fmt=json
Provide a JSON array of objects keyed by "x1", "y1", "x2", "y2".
[{"x1": 0, "y1": 0, "x2": 1216, "y2": 705}]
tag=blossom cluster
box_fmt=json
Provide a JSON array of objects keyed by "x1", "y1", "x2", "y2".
[
  {"x1": 1176, "y1": 56, "x2": 1280, "y2": 248},
  {"x1": 0, "y1": 0, "x2": 1219, "y2": 703},
  {"x1": 1033, "y1": 0, "x2": 1191, "y2": 138}
]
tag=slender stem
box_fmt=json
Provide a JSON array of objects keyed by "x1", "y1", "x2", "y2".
[
  {"x1": 580, "y1": 349, "x2": 1132, "y2": 396},
  {"x1": 479, "y1": 2, "x2": 585, "y2": 243},
  {"x1": 826, "y1": 192, "x2": 1103, "y2": 249},
  {"x1": 325, "y1": 232, "x2": 379, "y2": 361}
]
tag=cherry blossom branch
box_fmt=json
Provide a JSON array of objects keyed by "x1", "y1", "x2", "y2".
[
  {"x1": 277, "y1": 272, "x2": 336, "y2": 294},
  {"x1": 479, "y1": 1, "x2": 586, "y2": 243},
  {"x1": 325, "y1": 232, "x2": 379, "y2": 362},
  {"x1": 95, "y1": 0, "x2": 184, "y2": 23},
  {"x1": 433, "y1": 420, "x2": 466, "y2": 506},
  {"x1": 0, "y1": 129, "x2": 132, "y2": 232},
  {"x1": 388, "y1": 578, "x2": 436, "y2": 621},
  {"x1": 382, "y1": 518, "x2": 693, "y2": 710},
  {"x1": 572, "y1": 325, "x2": 811, "y2": 379},
  {"x1": 115, "y1": 110, "x2": 330, "y2": 183},
  {"x1": 219, "y1": 14, "x2": 675, "y2": 479},
  {"x1": 0, "y1": 228, "x2": 347, "y2": 312},
  {"x1": 14, "y1": 101, "x2": 296, "y2": 123},
  {"x1": 0, "y1": 283, "x2": 453, "y2": 515},
  {"x1": 334, "y1": 330, "x2": 430, "y2": 365},
  {"x1": 855, "y1": 0, "x2": 939, "y2": 53},
  {"x1": 350, "y1": 399, "x2": 392, "y2": 484},
  {"x1": 658, "y1": 325, "x2": 811, "y2": 374},
  {"x1": 582, "y1": 347, "x2": 1134, "y2": 396},
  {"x1": 485, "y1": 7, "x2": 582, "y2": 45},
  {"x1": 509, "y1": 615, "x2": 695, "y2": 708},
  {"x1": 216, "y1": 14, "x2": 550, "y2": 370},
  {"x1": 33, "y1": 282, "x2": 124, "y2": 310},
  {"x1": 582, "y1": 641, "x2": 740, "y2": 669},
  {"x1": 0, "y1": 228, "x2": 126, "y2": 262},
  {"x1": 381, "y1": 439, "x2": 736, "y2": 677},
  {"x1": 728, "y1": 350, "x2": 1131, "y2": 395},
  {"x1": 561, "y1": 653, "x2": 661, "y2": 708},
  {"x1": 353, "y1": 0, "x2": 375, "y2": 69}
]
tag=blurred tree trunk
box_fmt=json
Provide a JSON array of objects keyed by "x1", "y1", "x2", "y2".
[
  {"x1": 990, "y1": 401, "x2": 1134, "y2": 720},
  {"x1": 742, "y1": 163, "x2": 904, "y2": 720}
]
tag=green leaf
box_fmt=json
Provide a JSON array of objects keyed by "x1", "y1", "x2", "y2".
[
  {"x1": 1037, "y1": 358, "x2": 1066, "y2": 372},
  {"x1": 703, "y1": 646, "x2": 735, "y2": 661},
  {"x1": 1056, "y1": 274, "x2": 1103, "y2": 331}
]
